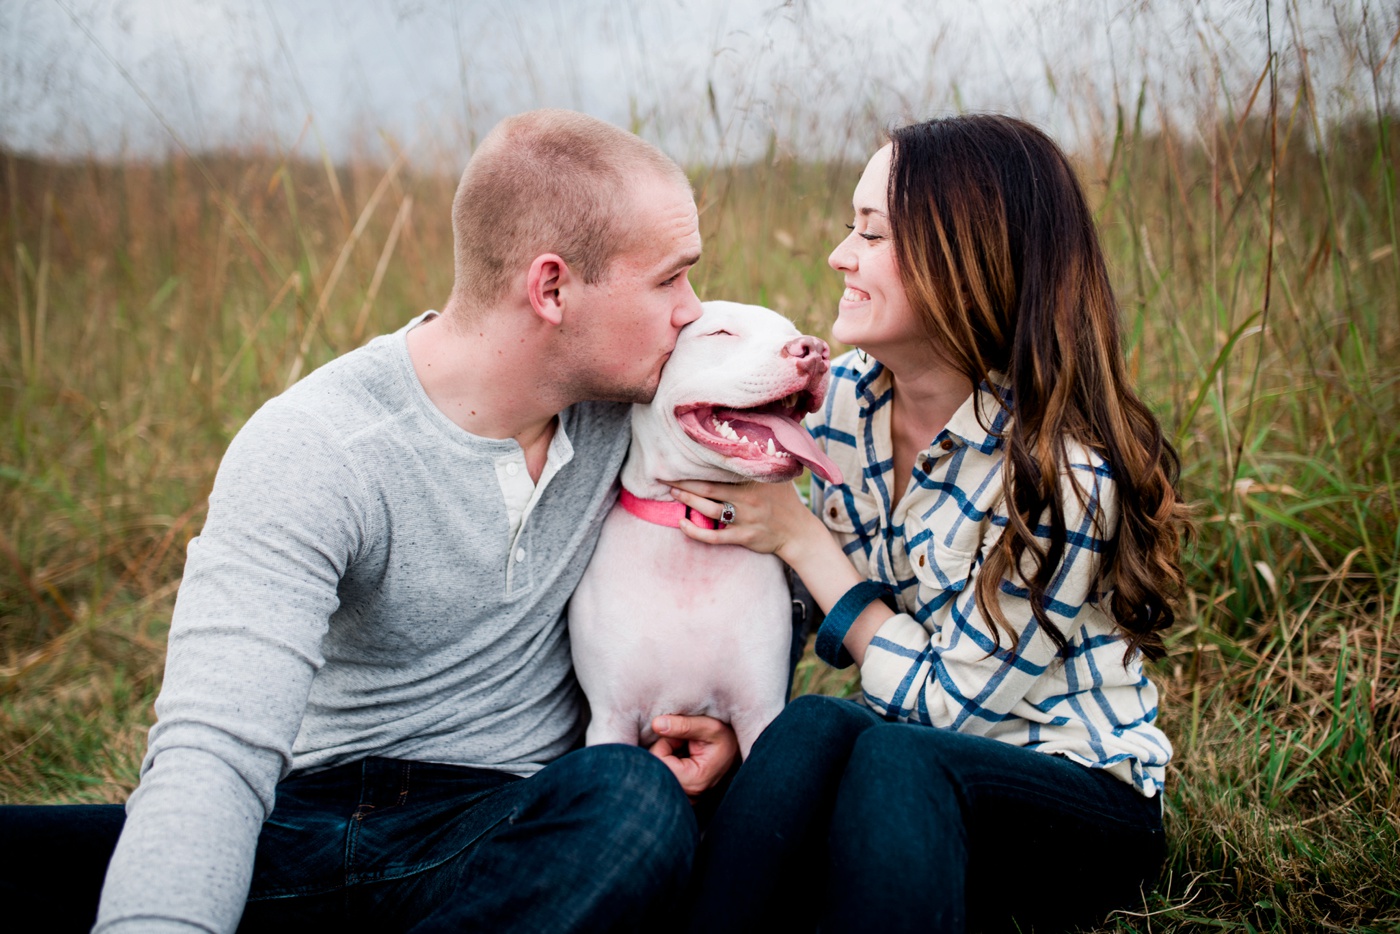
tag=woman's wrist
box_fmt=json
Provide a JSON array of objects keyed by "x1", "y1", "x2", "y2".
[{"x1": 773, "y1": 508, "x2": 828, "y2": 570}]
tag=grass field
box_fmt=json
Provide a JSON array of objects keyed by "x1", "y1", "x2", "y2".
[{"x1": 3, "y1": 19, "x2": 1400, "y2": 933}]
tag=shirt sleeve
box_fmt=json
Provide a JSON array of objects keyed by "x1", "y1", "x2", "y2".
[
  {"x1": 95, "y1": 401, "x2": 372, "y2": 934},
  {"x1": 857, "y1": 460, "x2": 1118, "y2": 733}
]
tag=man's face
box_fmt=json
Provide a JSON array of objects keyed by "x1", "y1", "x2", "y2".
[{"x1": 567, "y1": 174, "x2": 704, "y2": 404}]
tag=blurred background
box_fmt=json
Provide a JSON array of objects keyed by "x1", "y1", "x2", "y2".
[
  {"x1": 2, "y1": 2, "x2": 1397, "y2": 929},
  {"x1": 9, "y1": 0, "x2": 1372, "y2": 165}
]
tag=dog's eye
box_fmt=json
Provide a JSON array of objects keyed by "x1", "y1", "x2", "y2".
[{"x1": 706, "y1": 329, "x2": 735, "y2": 337}]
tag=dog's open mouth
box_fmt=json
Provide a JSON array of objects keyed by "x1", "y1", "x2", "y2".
[{"x1": 675, "y1": 392, "x2": 843, "y2": 484}]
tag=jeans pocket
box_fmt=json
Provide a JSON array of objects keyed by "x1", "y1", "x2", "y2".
[
  {"x1": 248, "y1": 759, "x2": 521, "y2": 899},
  {"x1": 345, "y1": 788, "x2": 519, "y2": 884},
  {"x1": 249, "y1": 808, "x2": 355, "y2": 900}
]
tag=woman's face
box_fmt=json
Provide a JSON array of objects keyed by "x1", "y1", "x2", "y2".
[{"x1": 827, "y1": 144, "x2": 922, "y2": 355}]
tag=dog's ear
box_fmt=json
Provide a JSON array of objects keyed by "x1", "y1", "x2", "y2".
[{"x1": 526, "y1": 253, "x2": 568, "y2": 326}]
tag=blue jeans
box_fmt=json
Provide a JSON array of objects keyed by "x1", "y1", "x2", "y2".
[
  {"x1": 687, "y1": 693, "x2": 1167, "y2": 933},
  {"x1": 0, "y1": 744, "x2": 697, "y2": 933}
]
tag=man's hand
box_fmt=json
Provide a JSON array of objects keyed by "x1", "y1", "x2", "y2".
[{"x1": 647, "y1": 715, "x2": 739, "y2": 799}]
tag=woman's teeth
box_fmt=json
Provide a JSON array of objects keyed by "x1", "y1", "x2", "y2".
[{"x1": 843, "y1": 287, "x2": 869, "y2": 302}]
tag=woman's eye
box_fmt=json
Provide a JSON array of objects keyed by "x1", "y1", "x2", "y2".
[{"x1": 860, "y1": 232, "x2": 882, "y2": 242}]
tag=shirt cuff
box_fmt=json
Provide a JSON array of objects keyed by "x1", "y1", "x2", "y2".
[{"x1": 815, "y1": 581, "x2": 896, "y2": 669}]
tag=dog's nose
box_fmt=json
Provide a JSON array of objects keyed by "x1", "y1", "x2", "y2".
[{"x1": 783, "y1": 336, "x2": 830, "y2": 374}]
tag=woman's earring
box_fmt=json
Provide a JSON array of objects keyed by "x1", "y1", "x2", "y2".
[{"x1": 857, "y1": 348, "x2": 869, "y2": 364}]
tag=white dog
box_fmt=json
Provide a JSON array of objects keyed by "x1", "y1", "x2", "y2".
[{"x1": 569, "y1": 301, "x2": 842, "y2": 758}]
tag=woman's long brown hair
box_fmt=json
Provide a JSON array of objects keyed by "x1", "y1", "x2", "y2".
[{"x1": 887, "y1": 114, "x2": 1189, "y2": 661}]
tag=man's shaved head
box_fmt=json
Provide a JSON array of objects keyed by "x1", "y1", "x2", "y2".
[{"x1": 449, "y1": 109, "x2": 690, "y2": 314}]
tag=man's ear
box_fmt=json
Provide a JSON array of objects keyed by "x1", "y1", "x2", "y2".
[{"x1": 527, "y1": 253, "x2": 569, "y2": 327}]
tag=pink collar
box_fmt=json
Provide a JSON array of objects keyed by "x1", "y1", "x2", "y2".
[{"x1": 619, "y1": 488, "x2": 725, "y2": 530}]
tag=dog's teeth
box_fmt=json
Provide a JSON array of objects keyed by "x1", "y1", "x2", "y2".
[
  {"x1": 766, "y1": 439, "x2": 776, "y2": 456},
  {"x1": 740, "y1": 435, "x2": 750, "y2": 444}
]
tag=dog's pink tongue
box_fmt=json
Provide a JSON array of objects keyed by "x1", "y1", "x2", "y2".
[{"x1": 740, "y1": 414, "x2": 843, "y2": 485}]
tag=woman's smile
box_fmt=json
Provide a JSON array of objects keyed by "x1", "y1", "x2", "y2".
[{"x1": 839, "y1": 284, "x2": 871, "y2": 307}]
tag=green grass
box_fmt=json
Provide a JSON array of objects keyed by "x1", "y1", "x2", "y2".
[{"x1": 3, "y1": 64, "x2": 1399, "y2": 934}]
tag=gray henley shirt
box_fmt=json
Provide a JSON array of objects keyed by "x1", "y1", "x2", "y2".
[{"x1": 94, "y1": 314, "x2": 631, "y2": 932}]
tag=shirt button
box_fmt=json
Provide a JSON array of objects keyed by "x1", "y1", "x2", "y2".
[
  {"x1": 940, "y1": 438, "x2": 956, "y2": 451},
  {"x1": 920, "y1": 456, "x2": 932, "y2": 471},
  {"x1": 506, "y1": 462, "x2": 520, "y2": 477},
  {"x1": 515, "y1": 548, "x2": 526, "y2": 563},
  {"x1": 828, "y1": 506, "x2": 839, "y2": 518}
]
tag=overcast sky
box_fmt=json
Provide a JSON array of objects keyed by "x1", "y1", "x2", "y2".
[{"x1": 1, "y1": 0, "x2": 1390, "y2": 167}]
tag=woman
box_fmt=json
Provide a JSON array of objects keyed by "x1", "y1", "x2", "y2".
[{"x1": 671, "y1": 114, "x2": 1189, "y2": 932}]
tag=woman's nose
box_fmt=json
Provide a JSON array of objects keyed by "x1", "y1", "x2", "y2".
[{"x1": 828, "y1": 231, "x2": 856, "y2": 272}]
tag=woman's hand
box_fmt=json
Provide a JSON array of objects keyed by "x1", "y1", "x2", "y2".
[{"x1": 666, "y1": 478, "x2": 823, "y2": 563}]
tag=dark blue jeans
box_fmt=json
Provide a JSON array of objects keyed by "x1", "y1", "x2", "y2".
[
  {"x1": 0, "y1": 744, "x2": 697, "y2": 933},
  {"x1": 688, "y1": 693, "x2": 1167, "y2": 933}
]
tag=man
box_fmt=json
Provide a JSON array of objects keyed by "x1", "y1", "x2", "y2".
[{"x1": 4, "y1": 110, "x2": 738, "y2": 932}]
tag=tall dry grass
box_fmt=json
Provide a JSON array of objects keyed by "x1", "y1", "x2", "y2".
[{"x1": 2, "y1": 6, "x2": 1399, "y2": 931}]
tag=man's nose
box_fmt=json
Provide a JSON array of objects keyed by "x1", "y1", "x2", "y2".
[
  {"x1": 674, "y1": 284, "x2": 703, "y2": 328},
  {"x1": 782, "y1": 336, "x2": 830, "y2": 374}
]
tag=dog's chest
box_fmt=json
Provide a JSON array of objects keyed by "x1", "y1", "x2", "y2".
[{"x1": 577, "y1": 505, "x2": 789, "y2": 625}]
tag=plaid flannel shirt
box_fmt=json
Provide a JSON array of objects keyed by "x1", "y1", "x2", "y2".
[{"x1": 807, "y1": 351, "x2": 1170, "y2": 796}]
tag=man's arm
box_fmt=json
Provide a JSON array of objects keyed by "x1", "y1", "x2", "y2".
[{"x1": 96, "y1": 402, "x2": 370, "y2": 933}]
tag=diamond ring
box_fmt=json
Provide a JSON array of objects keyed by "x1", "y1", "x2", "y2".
[{"x1": 719, "y1": 502, "x2": 737, "y2": 525}]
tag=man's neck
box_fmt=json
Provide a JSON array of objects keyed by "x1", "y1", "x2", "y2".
[{"x1": 406, "y1": 304, "x2": 566, "y2": 480}]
